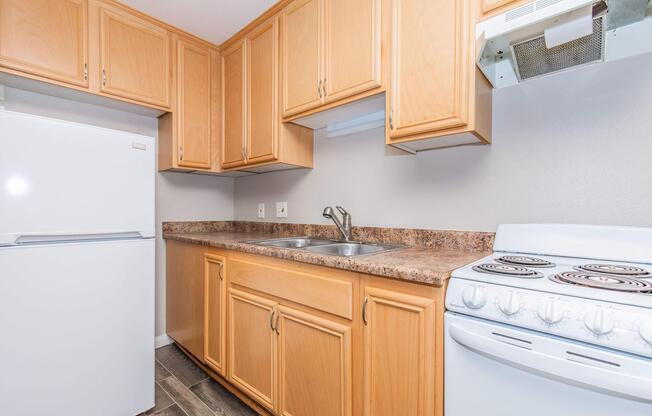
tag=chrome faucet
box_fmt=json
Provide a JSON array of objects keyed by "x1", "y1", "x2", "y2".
[{"x1": 323, "y1": 206, "x2": 353, "y2": 241}]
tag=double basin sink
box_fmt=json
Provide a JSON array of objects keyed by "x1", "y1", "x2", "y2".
[{"x1": 247, "y1": 237, "x2": 404, "y2": 258}]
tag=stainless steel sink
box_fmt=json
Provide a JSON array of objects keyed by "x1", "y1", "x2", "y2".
[
  {"x1": 305, "y1": 242, "x2": 403, "y2": 257},
  {"x1": 247, "y1": 237, "x2": 404, "y2": 257},
  {"x1": 250, "y1": 237, "x2": 335, "y2": 249}
]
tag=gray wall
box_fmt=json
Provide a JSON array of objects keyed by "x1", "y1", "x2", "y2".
[
  {"x1": 234, "y1": 52, "x2": 652, "y2": 231},
  {"x1": 2, "y1": 87, "x2": 235, "y2": 339}
]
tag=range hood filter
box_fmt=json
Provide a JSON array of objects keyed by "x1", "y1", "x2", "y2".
[{"x1": 512, "y1": 16, "x2": 605, "y2": 80}]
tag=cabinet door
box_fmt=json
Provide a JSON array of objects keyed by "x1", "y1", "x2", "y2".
[
  {"x1": 228, "y1": 288, "x2": 277, "y2": 412},
  {"x1": 481, "y1": 0, "x2": 523, "y2": 16},
  {"x1": 246, "y1": 17, "x2": 279, "y2": 165},
  {"x1": 221, "y1": 40, "x2": 247, "y2": 169},
  {"x1": 166, "y1": 241, "x2": 204, "y2": 360},
  {"x1": 323, "y1": 0, "x2": 380, "y2": 103},
  {"x1": 0, "y1": 0, "x2": 88, "y2": 87},
  {"x1": 177, "y1": 37, "x2": 212, "y2": 169},
  {"x1": 281, "y1": 0, "x2": 323, "y2": 117},
  {"x1": 99, "y1": 5, "x2": 170, "y2": 107},
  {"x1": 277, "y1": 306, "x2": 352, "y2": 416},
  {"x1": 363, "y1": 286, "x2": 436, "y2": 416},
  {"x1": 389, "y1": 0, "x2": 469, "y2": 139},
  {"x1": 204, "y1": 254, "x2": 226, "y2": 375}
]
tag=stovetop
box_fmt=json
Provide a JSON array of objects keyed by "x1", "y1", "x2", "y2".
[{"x1": 454, "y1": 252, "x2": 652, "y2": 309}]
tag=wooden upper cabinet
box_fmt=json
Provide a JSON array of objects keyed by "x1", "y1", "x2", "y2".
[
  {"x1": 277, "y1": 306, "x2": 352, "y2": 416},
  {"x1": 177, "y1": 37, "x2": 212, "y2": 169},
  {"x1": 228, "y1": 288, "x2": 278, "y2": 413},
  {"x1": 281, "y1": 0, "x2": 322, "y2": 117},
  {"x1": 0, "y1": 0, "x2": 88, "y2": 87},
  {"x1": 99, "y1": 4, "x2": 171, "y2": 108},
  {"x1": 389, "y1": 0, "x2": 469, "y2": 139},
  {"x1": 363, "y1": 284, "x2": 437, "y2": 416},
  {"x1": 246, "y1": 17, "x2": 279, "y2": 165},
  {"x1": 323, "y1": 0, "x2": 380, "y2": 103},
  {"x1": 204, "y1": 254, "x2": 226, "y2": 376},
  {"x1": 221, "y1": 39, "x2": 247, "y2": 169}
]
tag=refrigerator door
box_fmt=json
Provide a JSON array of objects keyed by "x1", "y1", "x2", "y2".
[
  {"x1": 0, "y1": 239, "x2": 155, "y2": 416},
  {"x1": 0, "y1": 109, "x2": 155, "y2": 246}
]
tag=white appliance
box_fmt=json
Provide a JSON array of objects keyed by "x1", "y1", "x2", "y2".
[
  {"x1": 0, "y1": 109, "x2": 155, "y2": 415},
  {"x1": 476, "y1": 0, "x2": 652, "y2": 88},
  {"x1": 445, "y1": 224, "x2": 652, "y2": 416}
]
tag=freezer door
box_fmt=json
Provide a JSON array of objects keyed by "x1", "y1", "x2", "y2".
[
  {"x1": 0, "y1": 109, "x2": 155, "y2": 245},
  {"x1": 0, "y1": 239, "x2": 155, "y2": 416},
  {"x1": 445, "y1": 313, "x2": 652, "y2": 416}
]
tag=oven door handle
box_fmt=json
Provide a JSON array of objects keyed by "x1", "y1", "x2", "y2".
[{"x1": 449, "y1": 323, "x2": 652, "y2": 403}]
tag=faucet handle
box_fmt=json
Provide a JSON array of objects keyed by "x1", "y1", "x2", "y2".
[{"x1": 336, "y1": 206, "x2": 349, "y2": 217}]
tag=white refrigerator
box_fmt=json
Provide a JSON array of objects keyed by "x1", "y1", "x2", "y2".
[{"x1": 0, "y1": 109, "x2": 155, "y2": 415}]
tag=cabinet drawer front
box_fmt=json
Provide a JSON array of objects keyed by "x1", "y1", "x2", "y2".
[
  {"x1": 229, "y1": 257, "x2": 354, "y2": 320},
  {"x1": 100, "y1": 6, "x2": 171, "y2": 107},
  {"x1": 389, "y1": 0, "x2": 470, "y2": 139},
  {"x1": 0, "y1": 0, "x2": 88, "y2": 87}
]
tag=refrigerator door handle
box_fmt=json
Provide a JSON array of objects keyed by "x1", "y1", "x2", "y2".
[{"x1": 1, "y1": 231, "x2": 149, "y2": 246}]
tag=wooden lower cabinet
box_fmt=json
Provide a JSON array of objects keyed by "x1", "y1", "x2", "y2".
[
  {"x1": 228, "y1": 288, "x2": 278, "y2": 412},
  {"x1": 168, "y1": 244, "x2": 445, "y2": 416},
  {"x1": 361, "y1": 275, "x2": 443, "y2": 416},
  {"x1": 204, "y1": 253, "x2": 226, "y2": 375},
  {"x1": 277, "y1": 306, "x2": 352, "y2": 416}
]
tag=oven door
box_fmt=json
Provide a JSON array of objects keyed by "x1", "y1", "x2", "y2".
[{"x1": 445, "y1": 312, "x2": 652, "y2": 416}]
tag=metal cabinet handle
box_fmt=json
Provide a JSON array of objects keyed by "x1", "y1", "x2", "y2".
[
  {"x1": 274, "y1": 312, "x2": 280, "y2": 334},
  {"x1": 322, "y1": 78, "x2": 327, "y2": 97},
  {"x1": 318, "y1": 80, "x2": 323, "y2": 99},
  {"x1": 179, "y1": 147, "x2": 184, "y2": 161},
  {"x1": 83, "y1": 63, "x2": 88, "y2": 81},
  {"x1": 362, "y1": 297, "x2": 369, "y2": 326},
  {"x1": 218, "y1": 263, "x2": 223, "y2": 280},
  {"x1": 102, "y1": 69, "x2": 107, "y2": 87},
  {"x1": 270, "y1": 310, "x2": 275, "y2": 331},
  {"x1": 389, "y1": 108, "x2": 394, "y2": 130}
]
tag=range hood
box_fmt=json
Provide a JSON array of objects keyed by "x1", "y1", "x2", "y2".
[{"x1": 477, "y1": 0, "x2": 652, "y2": 88}]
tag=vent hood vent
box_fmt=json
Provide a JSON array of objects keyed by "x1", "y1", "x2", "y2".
[{"x1": 477, "y1": 0, "x2": 651, "y2": 88}]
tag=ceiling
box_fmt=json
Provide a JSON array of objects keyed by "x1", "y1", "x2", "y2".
[{"x1": 120, "y1": 0, "x2": 277, "y2": 45}]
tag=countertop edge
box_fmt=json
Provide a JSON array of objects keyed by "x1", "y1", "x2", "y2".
[{"x1": 163, "y1": 232, "x2": 489, "y2": 287}]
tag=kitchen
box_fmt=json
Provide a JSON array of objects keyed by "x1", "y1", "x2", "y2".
[{"x1": 1, "y1": 0, "x2": 651, "y2": 415}]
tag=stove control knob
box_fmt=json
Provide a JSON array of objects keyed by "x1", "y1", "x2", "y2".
[
  {"x1": 640, "y1": 321, "x2": 652, "y2": 346},
  {"x1": 462, "y1": 286, "x2": 486, "y2": 310},
  {"x1": 583, "y1": 307, "x2": 614, "y2": 336},
  {"x1": 498, "y1": 292, "x2": 522, "y2": 316},
  {"x1": 537, "y1": 299, "x2": 563, "y2": 325}
]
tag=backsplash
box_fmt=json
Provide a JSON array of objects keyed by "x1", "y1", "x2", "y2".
[{"x1": 162, "y1": 221, "x2": 495, "y2": 252}]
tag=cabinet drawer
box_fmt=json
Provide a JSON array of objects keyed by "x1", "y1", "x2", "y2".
[{"x1": 229, "y1": 256, "x2": 354, "y2": 320}]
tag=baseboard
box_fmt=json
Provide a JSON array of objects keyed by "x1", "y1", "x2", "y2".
[{"x1": 155, "y1": 334, "x2": 174, "y2": 349}]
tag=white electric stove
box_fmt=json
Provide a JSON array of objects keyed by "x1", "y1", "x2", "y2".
[{"x1": 445, "y1": 224, "x2": 652, "y2": 416}]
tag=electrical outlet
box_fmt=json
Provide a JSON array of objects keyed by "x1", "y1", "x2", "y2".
[
  {"x1": 257, "y1": 203, "x2": 265, "y2": 219},
  {"x1": 276, "y1": 202, "x2": 288, "y2": 218}
]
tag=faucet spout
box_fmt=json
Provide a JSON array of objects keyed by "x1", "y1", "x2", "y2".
[{"x1": 323, "y1": 206, "x2": 353, "y2": 241}]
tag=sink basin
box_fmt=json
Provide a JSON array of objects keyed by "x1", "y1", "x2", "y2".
[
  {"x1": 250, "y1": 237, "x2": 335, "y2": 249},
  {"x1": 305, "y1": 242, "x2": 403, "y2": 257}
]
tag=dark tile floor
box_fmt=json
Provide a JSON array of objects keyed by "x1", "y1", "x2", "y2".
[{"x1": 140, "y1": 343, "x2": 258, "y2": 416}]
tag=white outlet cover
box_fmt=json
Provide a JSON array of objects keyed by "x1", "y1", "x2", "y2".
[
  {"x1": 257, "y1": 203, "x2": 265, "y2": 219},
  {"x1": 276, "y1": 202, "x2": 288, "y2": 218}
]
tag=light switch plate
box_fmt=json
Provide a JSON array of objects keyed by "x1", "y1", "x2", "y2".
[
  {"x1": 257, "y1": 203, "x2": 265, "y2": 219},
  {"x1": 276, "y1": 202, "x2": 288, "y2": 218}
]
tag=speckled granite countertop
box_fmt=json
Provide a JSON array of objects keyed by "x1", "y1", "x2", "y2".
[{"x1": 163, "y1": 222, "x2": 494, "y2": 286}]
